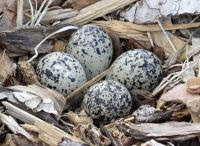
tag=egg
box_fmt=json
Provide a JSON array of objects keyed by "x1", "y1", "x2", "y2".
[
  {"x1": 67, "y1": 24, "x2": 113, "y2": 80},
  {"x1": 82, "y1": 80, "x2": 132, "y2": 122},
  {"x1": 36, "y1": 52, "x2": 87, "y2": 96},
  {"x1": 106, "y1": 49, "x2": 163, "y2": 91}
]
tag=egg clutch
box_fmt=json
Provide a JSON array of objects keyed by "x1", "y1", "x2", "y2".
[{"x1": 36, "y1": 24, "x2": 163, "y2": 123}]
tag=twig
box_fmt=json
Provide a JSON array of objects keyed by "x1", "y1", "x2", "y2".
[
  {"x1": 27, "y1": 25, "x2": 78, "y2": 63},
  {"x1": 35, "y1": 0, "x2": 55, "y2": 26},
  {"x1": 17, "y1": 0, "x2": 24, "y2": 27},
  {"x1": 31, "y1": 0, "x2": 48, "y2": 25},
  {"x1": 65, "y1": 66, "x2": 115, "y2": 102},
  {"x1": 157, "y1": 19, "x2": 177, "y2": 52},
  {"x1": 2, "y1": 101, "x2": 43, "y2": 124},
  {"x1": 28, "y1": 0, "x2": 34, "y2": 26},
  {"x1": 147, "y1": 32, "x2": 154, "y2": 48}
]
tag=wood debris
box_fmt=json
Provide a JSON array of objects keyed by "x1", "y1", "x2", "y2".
[
  {"x1": 61, "y1": 0, "x2": 136, "y2": 25},
  {"x1": 74, "y1": 124, "x2": 111, "y2": 145},
  {"x1": 1, "y1": 0, "x2": 200, "y2": 145},
  {"x1": 0, "y1": 52, "x2": 15, "y2": 84},
  {"x1": 116, "y1": 121, "x2": 200, "y2": 141}
]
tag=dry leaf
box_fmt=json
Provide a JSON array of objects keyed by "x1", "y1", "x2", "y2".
[{"x1": 1, "y1": 84, "x2": 66, "y2": 119}]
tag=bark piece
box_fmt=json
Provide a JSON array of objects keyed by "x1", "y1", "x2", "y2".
[
  {"x1": 1, "y1": 25, "x2": 76, "y2": 55},
  {"x1": 61, "y1": 0, "x2": 136, "y2": 25},
  {"x1": 2, "y1": 134, "x2": 45, "y2": 146},
  {"x1": 0, "y1": 52, "x2": 15, "y2": 84},
  {"x1": 17, "y1": 61, "x2": 39, "y2": 85},
  {"x1": 123, "y1": 0, "x2": 200, "y2": 24},
  {"x1": 108, "y1": 32, "x2": 122, "y2": 60},
  {"x1": 42, "y1": 7, "x2": 79, "y2": 24},
  {"x1": 22, "y1": 121, "x2": 85, "y2": 146},
  {"x1": 116, "y1": 121, "x2": 200, "y2": 141},
  {"x1": 130, "y1": 89, "x2": 155, "y2": 108},
  {"x1": 187, "y1": 77, "x2": 200, "y2": 94},
  {"x1": 54, "y1": 40, "x2": 67, "y2": 52},
  {"x1": 63, "y1": 0, "x2": 100, "y2": 10},
  {"x1": 74, "y1": 124, "x2": 111, "y2": 146},
  {"x1": 133, "y1": 105, "x2": 172, "y2": 123}
]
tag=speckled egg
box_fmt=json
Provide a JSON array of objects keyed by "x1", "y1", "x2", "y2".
[
  {"x1": 106, "y1": 49, "x2": 163, "y2": 91},
  {"x1": 67, "y1": 24, "x2": 113, "y2": 80},
  {"x1": 36, "y1": 52, "x2": 87, "y2": 96},
  {"x1": 82, "y1": 80, "x2": 132, "y2": 122}
]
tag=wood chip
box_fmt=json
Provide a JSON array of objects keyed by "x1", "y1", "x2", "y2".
[
  {"x1": 74, "y1": 124, "x2": 111, "y2": 146},
  {"x1": 64, "y1": 0, "x2": 100, "y2": 10},
  {"x1": 0, "y1": 52, "x2": 15, "y2": 84},
  {"x1": 22, "y1": 121, "x2": 85, "y2": 146},
  {"x1": 187, "y1": 77, "x2": 200, "y2": 91},
  {"x1": 61, "y1": 0, "x2": 136, "y2": 25},
  {"x1": 17, "y1": 61, "x2": 39, "y2": 85},
  {"x1": 116, "y1": 121, "x2": 200, "y2": 141},
  {"x1": 54, "y1": 40, "x2": 67, "y2": 52}
]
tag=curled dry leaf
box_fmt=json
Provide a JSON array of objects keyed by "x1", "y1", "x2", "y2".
[
  {"x1": 74, "y1": 124, "x2": 111, "y2": 146},
  {"x1": 65, "y1": 110, "x2": 93, "y2": 126},
  {"x1": 1, "y1": 84, "x2": 66, "y2": 119}
]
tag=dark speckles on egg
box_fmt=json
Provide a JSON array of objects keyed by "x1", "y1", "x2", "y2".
[
  {"x1": 67, "y1": 24, "x2": 113, "y2": 80},
  {"x1": 106, "y1": 49, "x2": 163, "y2": 92},
  {"x1": 82, "y1": 80, "x2": 132, "y2": 122},
  {"x1": 36, "y1": 52, "x2": 87, "y2": 96}
]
